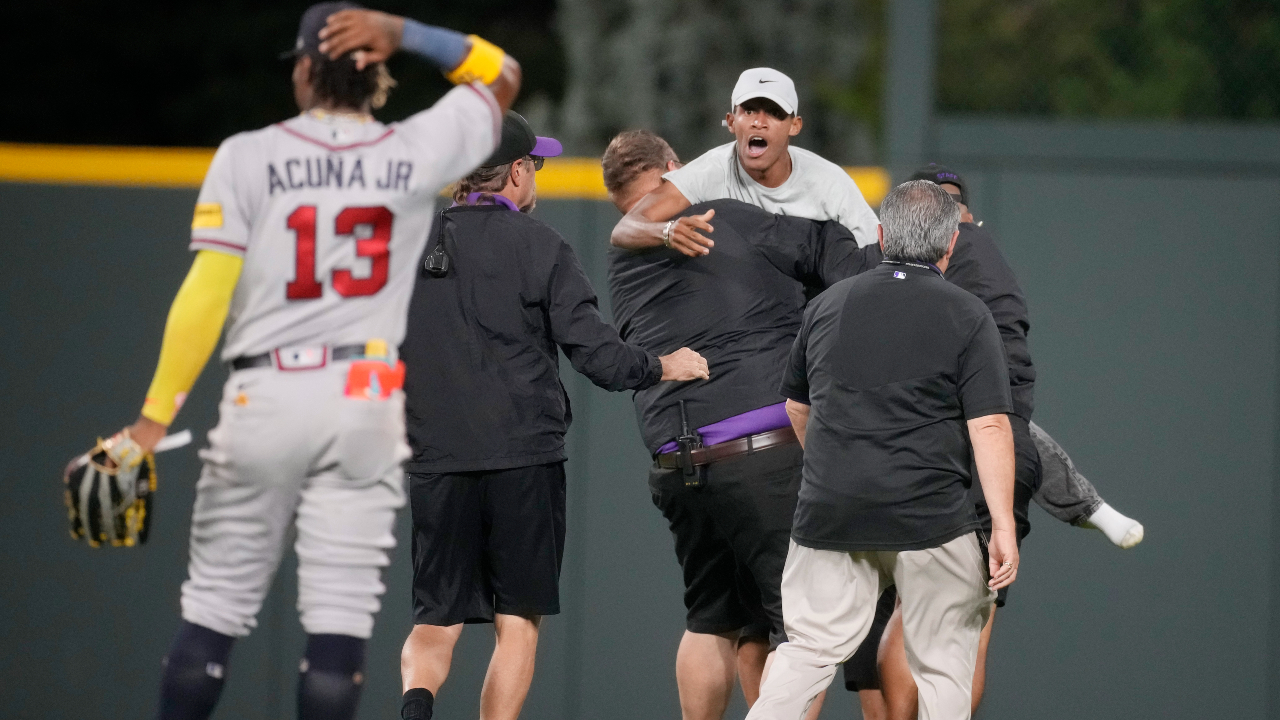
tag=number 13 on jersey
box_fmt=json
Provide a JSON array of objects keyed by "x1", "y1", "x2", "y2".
[{"x1": 286, "y1": 205, "x2": 394, "y2": 300}]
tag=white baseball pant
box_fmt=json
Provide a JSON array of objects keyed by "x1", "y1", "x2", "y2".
[
  {"x1": 179, "y1": 362, "x2": 408, "y2": 639},
  {"x1": 747, "y1": 534, "x2": 995, "y2": 720}
]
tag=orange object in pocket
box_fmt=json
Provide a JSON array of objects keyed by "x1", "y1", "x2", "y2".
[{"x1": 344, "y1": 360, "x2": 406, "y2": 400}]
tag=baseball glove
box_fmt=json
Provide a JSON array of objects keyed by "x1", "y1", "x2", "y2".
[{"x1": 64, "y1": 431, "x2": 156, "y2": 547}]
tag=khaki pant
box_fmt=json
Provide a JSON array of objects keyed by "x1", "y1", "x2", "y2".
[{"x1": 746, "y1": 534, "x2": 996, "y2": 720}]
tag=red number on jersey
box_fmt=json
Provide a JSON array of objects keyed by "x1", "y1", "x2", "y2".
[
  {"x1": 332, "y1": 206, "x2": 392, "y2": 298},
  {"x1": 285, "y1": 205, "x2": 322, "y2": 299},
  {"x1": 285, "y1": 205, "x2": 394, "y2": 300}
]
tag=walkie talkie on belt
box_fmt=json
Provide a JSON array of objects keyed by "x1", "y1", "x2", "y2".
[{"x1": 676, "y1": 400, "x2": 705, "y2": 487}]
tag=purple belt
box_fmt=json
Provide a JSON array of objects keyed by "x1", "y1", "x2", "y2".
[{"x1": 657, "y1": 402, "x2": 791, "y2": 454}]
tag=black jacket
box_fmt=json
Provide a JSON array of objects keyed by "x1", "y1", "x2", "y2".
[
  {"x1": 608, "y1": 200, "x2": 877, "y2": 453},
  {"x1": 402, "y1": 204, "x2": 662, "y2": 473},
  {"x1": 945, "y1": 222, "x2": 1035, "y2": 420},
  {"x1": 608, "y1": 202, "x2": 1036, "y2": 454}
]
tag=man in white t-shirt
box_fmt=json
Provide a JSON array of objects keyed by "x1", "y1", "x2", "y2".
[{"x1": 610, "y1": 68, "x2": 879, "y2": 256}]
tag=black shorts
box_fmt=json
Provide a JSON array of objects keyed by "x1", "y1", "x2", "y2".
[
  {"x1": 409, "y1": 462, "x2": 566, "y2": 625},
  {"x1": 972, "y1": 414, "x2": 1040, "y2": 607},
  {"x1": 649, "y1": 442, "x2": 803, "y2": 649},
  {"x1": 843, "y1": 586, "x2": 898, "y2": 692}
]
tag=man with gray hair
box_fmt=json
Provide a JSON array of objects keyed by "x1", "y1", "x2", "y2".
[{"x1": 748, "y1": 181, "x2": 1019, "y2": 720}]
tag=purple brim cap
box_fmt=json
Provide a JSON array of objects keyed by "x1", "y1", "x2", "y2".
[{"x1": 532, "y1": 136, "x2": 563, "y2": 158}]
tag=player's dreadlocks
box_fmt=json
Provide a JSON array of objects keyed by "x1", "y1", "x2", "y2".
[{"x1": 310, "y1": 53, "x2": 397, "y2": 110}]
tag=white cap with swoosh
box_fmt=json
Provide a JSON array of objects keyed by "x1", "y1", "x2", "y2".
[{"x1": 731, "y1": 67, "x2": 798, "y2": 115}]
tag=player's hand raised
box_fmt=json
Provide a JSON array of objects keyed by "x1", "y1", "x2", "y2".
[
  {"x1": 666, "y1": 210, "x2": 716, "y2": 258},
  {"x1": 659, "y1": 348, "x2": 710, "y2": 381},
  {"x1": 319, "y1": 9, "x2": 404, "y2": 70}
]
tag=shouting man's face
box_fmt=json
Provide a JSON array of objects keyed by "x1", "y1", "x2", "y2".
[{"x1": 725, "y1": 98, "x2": 803, "y2": 177}]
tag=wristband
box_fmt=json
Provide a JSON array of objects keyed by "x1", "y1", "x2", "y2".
[
  {"x1": 445, "y1": 35, "x2": 506, "y2": 85},
  {"x1": 662, "y1": 220, "x2": 676, "y2": 248}
]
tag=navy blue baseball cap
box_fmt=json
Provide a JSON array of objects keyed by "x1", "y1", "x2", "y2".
[
  {"x1": 481, "y1": 111, "x2": 564, "y2": 168},
  {"x1": 910, "y1": 163, "x2": 967, "y2": 205},
  {"x1": 281, "y1": 1, "x2": 362, "y2": 60}
]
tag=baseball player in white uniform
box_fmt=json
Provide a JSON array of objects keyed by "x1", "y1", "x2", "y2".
[{"x1": 92, "y1": 4, "x2": 521, "y2": 719}]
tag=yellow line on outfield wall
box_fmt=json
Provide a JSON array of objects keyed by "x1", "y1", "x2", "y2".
[
  {"x1": 0, "y1": 143, "x2": 890, "y2": 204},
  {"x1": 0, "y1": 143, "x2": 217, "y2": 188}
]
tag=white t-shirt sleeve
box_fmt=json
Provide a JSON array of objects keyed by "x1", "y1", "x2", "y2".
[
  {"x1": 662, "y1": 143, "x2": 733, "y2": 205},
  {"x1": 396, "y1": 82, "x2": 503, "y2": 192},
  {"x1": 190, "y1": 136, "x2": 253, "y2": 257},
  {"x1": 830, "y1": 169, "x2": 881, "y2": 248}
]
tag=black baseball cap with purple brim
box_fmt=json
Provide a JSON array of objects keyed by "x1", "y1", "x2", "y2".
[
  {"x1": 910, "y1": 163, "x2": 967, "y2": 205},
  {"x1": 280, "y1": 1, "x2": 362, "y2": 60},
  {"x1": 481, "y1": 111, "x2": 563, "y2": 168}
]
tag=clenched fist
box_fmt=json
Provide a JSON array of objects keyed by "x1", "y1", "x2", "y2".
[{"x1": 659, "y1": 347, "x2": 710, "y2": 381}]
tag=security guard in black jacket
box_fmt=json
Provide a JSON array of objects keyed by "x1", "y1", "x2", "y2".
[
  {"x1": 397, "y1": 112, "x2": 708, "y2": 719},
  {"x1": 606, "y1": 164, "x2": 1040, "y2": 720},
  {"x1": 608, "y1": 198, "x2": 879, "y2": 711}
]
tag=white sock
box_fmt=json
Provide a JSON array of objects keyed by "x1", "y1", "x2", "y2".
[{"x1": 1083, "y1": 503, "x2": 1144, "y2": 548}]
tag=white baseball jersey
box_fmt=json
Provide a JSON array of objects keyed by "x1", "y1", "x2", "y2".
[
  {"x1": 190, "y1": 83, "x2": 502, "y2": 360},
  {"x1": 663, "y1": 141, "x2": 881, "y2": 247}
]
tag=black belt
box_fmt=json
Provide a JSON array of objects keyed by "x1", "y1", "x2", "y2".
[
  {"x1": 230, "y1": 344, "x2": 367, "y2": 371},
  {"x1": 654, "y1": 427, "x2": 798, "y2": 470}
]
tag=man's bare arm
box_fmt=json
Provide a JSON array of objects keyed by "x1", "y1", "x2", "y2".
[
  {"x1": 610, "y1": 180, "x2": 715, "y2": 257},
  {"x1": 487, "y1": 56, "x2": 521, "y2": 113},
  {"x1": 786, "y1": 399, "x2": 811, "y2": 449},
  {"x1": 968, "y1": 413, "x2": 1019, "y2": 589}
]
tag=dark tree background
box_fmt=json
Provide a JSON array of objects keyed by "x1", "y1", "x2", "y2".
[
  {"x1": 4, "y1": 1, "x2": 564, "y2": 146},
  {"x1": 3, "y1": 1, "x2": 1278, "y2": 152},
  {"x1": 937, "y1": 0, "x2": 1280, "y2": 120}
]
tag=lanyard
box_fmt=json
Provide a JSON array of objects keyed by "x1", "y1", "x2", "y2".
[{"x1": 881, "y1": 259, "x2": 943, "y2": 277}]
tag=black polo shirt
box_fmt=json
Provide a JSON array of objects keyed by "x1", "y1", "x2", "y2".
[
  {"x1": 780, "y1": 260, "x2": 1012, "y2": 551},
  {"x1": 608, "y1": 199, "x2": 879, "y2": 453}
]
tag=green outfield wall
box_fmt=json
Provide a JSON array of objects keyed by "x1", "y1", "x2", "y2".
[{"x1": 2, "y1": 118, "x2": 1279, "y2": 719}]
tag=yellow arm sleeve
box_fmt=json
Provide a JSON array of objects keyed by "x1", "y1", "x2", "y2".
[{"x1": 141, "y1": 250, "x2": 243, "y2": 426}]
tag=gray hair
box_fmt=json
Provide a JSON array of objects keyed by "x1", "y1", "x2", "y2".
[{"x1": 879, "y1": 180, "x2": 961, "y2": 264}]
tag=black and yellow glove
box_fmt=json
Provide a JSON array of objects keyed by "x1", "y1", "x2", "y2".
[{"x1": 63, "y1": 431, "x2": 156, "y2": 548}]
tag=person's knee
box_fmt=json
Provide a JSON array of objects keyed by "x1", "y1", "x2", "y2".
[
  {"x1": 494, "y1": 613, "x2": 542, "y2": 645},
  {"x1": 157, "y1": 621, "x2": 237, "y2": 720},
  {"x1": 297, "y1": 634, "x2": 366, "y2": 720},
  {"x1": 403, "y1": 623, "x2": 463, "y2": 659}
]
